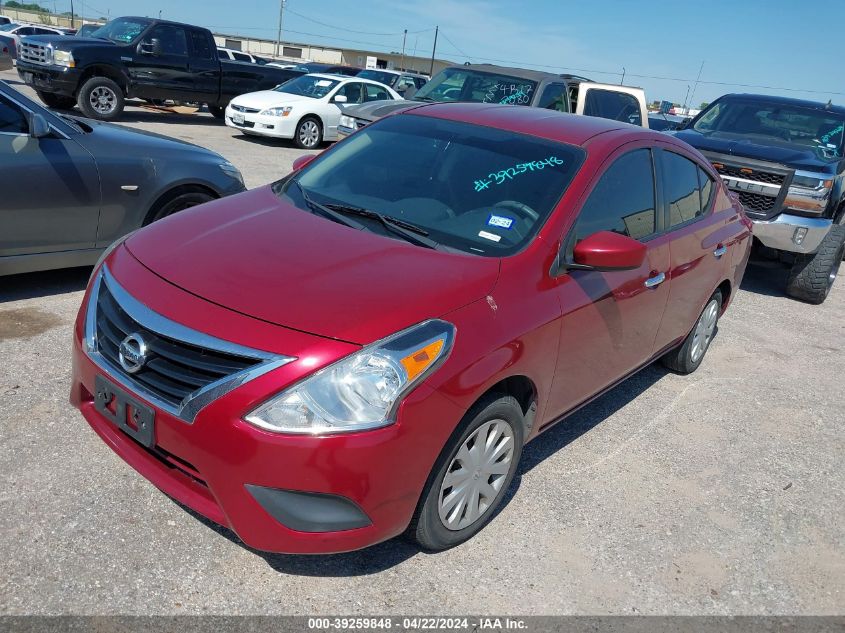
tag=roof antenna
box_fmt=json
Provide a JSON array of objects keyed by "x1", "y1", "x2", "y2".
[{"x1": 826, "y1": 99, "x2": 833, "y2": 109}]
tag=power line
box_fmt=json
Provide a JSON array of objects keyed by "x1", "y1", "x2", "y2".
[
  {"x1": 438, "y1": 30, "x2": 472, "y2": 61},
  {"x1": 284, "y1": 7, "x2": 432, "y2": 37}
]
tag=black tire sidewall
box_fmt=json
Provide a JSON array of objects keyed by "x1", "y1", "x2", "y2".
[
  {"x1": 412, "y1": 394, "x2": 525, "y2": 551},
  {"x1": 77, "y1": 77, "x2": 125, "y2": 121},
  {"x1": 145, "y1": 192, "x2": 214, "y2": 225}
]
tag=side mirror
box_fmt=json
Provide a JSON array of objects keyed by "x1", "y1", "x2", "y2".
[
  {"x1": 572, "y1": 231, "x2": 646, "y2": 271},
  {"x1": 333, "y1": 94, "x2": 348, "y2": 103},
  {"x1": 139, "y1": 38, "x2": 161, "y2": 56},
  {"x1": 292, "y1": 154, "x2": 317, "y2": 171},
  {"x1": 28, "y1": 113, "x2": 51, "y2": 139}
]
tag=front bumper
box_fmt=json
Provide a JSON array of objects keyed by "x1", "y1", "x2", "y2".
[
  {"x1": 224, "y1": 106, "x2": 298, "y2": 139},
  {"x1": 752, "y1": 213, "x2": 832, "y2": 254},
  {"x1": 69, "y1": 249, "x2": 464, "y2": 554},
  {"x1": 17, "y1": 61, "x2": 80, "y2": 97}
]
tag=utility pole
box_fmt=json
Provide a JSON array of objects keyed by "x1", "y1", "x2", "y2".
[
  {"x1": 620, "y1": 66, "x2": 626, "y2": 85},
  {"x1": 69, "y1": 0, "x2": 74, "y2": 27},
  {"x1": 429, "y1": 25, "x2": 438, "y2": 76},
  {"x1": 688, "y1": 60, "x2": 705, "y2": 113},
  {"x1": 275, "y1": 0, "x2": 286, "y2": 59},
  {"x1": 400, "y1": 29, "x2": 407, "y2": 71},
  {"x1": 682, "y1": 85, "x2": 690, "y2": 113}
]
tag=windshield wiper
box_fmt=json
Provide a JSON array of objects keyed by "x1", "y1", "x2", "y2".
[
  {"x1": 323, "y1": 202, "x2": 441, "y2": 250},
  {"x1": 291, "y1": 180, "x2": 367, "y2": 231}
]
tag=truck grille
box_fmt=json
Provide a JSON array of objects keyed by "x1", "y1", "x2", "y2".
[
  {"x1": 713, "y1": 164, "x2": 785, "y2": 186},
  {"x1": 737, "y1": 191, "x2": 778, "y2": 214},
  {"x1": 18, "y1": 40, "x2": 50, "y2": 65},
  {"x1": 94, "y1": 281, "x2": 261, "y2": 408}
]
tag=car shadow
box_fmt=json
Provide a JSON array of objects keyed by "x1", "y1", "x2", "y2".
[
  {"x1": 167, "y1": 362, "x2": 670, "y2": 576},
  {"x1": 230, "y1": 132, "x2": 330, "y2": 150},
  {"x1": 0, "y1": 266, "x2": 91, "y2": 302},
  {"x1": 739, "y1": 259, "x2": 790, "y2": 298}
]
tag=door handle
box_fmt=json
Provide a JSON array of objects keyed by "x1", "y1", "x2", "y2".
[
  {"x1": 644, "y1": 272, "x2": 666, "y2": 288},
  {"x1": 713, "y1": 244, "x2": 728, "y2": 258}
]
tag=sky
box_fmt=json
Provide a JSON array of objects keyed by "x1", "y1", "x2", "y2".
[{"x1": 23, "y1": 0, "x2": 845, "y2": 106}]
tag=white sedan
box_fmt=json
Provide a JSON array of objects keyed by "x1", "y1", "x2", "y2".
[{"x1": 225, "y1": 73, "x2": 403, "y2": 148}]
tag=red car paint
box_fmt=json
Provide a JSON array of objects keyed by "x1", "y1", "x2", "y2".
[{"x1": 70, "y1": 104, "x2": 752, "y2": 553}]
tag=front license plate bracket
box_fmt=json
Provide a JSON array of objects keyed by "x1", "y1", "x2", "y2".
[{"x1": 94, "y1": 375, "x2": 156, "y2": 448}]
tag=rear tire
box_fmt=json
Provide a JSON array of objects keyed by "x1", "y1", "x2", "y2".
[
  {"x1": 785, "y1": 224, "x2": 845, "y2": 304},
  {"x1": 77, "y1": 76, "x2": 125, "y2": 121},
  {"x1": 661, "y1": 290, "x2": 722, "y2": 375},
  {"x1": 36, "y1": 91, "x2": 76, "y2": 110},
  {"x1": 144, "y1": 190, "x2": 216, "y2": 226},
  {"x1": 407, "y1": 393, "x2": 524, "y2": 552}
]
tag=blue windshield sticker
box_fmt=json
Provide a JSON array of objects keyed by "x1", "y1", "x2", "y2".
[{"x1": 488, "y1": 214, "x2": 514, "y2": 229}]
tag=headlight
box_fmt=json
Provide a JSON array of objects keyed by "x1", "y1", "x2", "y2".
[
  {"x1": 260, "y1": 106, "x2": 293, "y2": 117},
  {"x1": 245, "y1": 320, "x2": 455, "y2": 435},
  {"x1": 784, "y1": 172, "x2": 834, "y2": 215},
  {"x1": 52, "y1": 50, "x2": 75, "y2": 68},
  {"x1": 219, "y1": 161, "x2": 244, "y2": 184},
  {"x1": 339, "y1": 114, "x2": 355, "y2": 129}
]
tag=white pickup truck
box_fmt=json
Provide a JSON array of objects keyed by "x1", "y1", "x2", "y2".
[{"x1": 338, "y1": 63, "x2": 649, "y2": 139}]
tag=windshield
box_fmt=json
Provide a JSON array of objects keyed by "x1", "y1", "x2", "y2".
[
  {"x1": 413, "y1": 68, "x2": 537, "y2": 106},
  {"x1": 357, "y1": 70, "x2": 398, "y2": 87},
  {"x1": 0, "y1": 23, "x2": 19, "y2": 32},
  {"x1": 693, "y1": 99, "x2": 845, "y2": 160},
  {"x1": 90, "y1": 17, "x2": 150, "y2": 43},
  {"x1": 277, "y1": 114, "x2": 584, "y2": 256},
  {"x1": 275, "y1": 75, "x2": 340, "y2": 99}
]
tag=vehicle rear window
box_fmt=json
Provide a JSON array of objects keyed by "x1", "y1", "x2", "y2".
[
  {"x1": 583, "y1": 89, "x2": 642, "y2": 126},
  {"x1": 413, "y1": 68, "x2": 537, "y2": 106},
  {"x1": 280, "y1": 114, "x2": 585, "y2": 257}
]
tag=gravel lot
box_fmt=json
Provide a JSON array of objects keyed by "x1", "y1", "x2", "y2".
[{"x1": 1, "y1": 68, "x2": 843, "y2": 616}]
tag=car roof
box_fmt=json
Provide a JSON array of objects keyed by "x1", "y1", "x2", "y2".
[
  {"x1": 720, "y1": 93, "x2": 845, "y2": 116},
  {"x1": 447, "y1": 63, "x2": 574, "y2": 83},
  {"x1": 308, "y1": 73, "x2": 394, "y2": 87},
  {"x1": 405, "y1": 102, "x2": 655, "y2": 147}
]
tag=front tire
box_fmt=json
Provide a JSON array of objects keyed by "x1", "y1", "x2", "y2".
[
  {"x1": 407, "y1": 394, "x2": 524, "y2": 551},
  {"x1": 294, "y1": 116, "x2": 322, "y2": 149},
  {"x1": 207, "y1": 105, "x2": 226, "y2": 119},
  {"x1": 144, "y1": 190, "x2": 216, "y2": 226},
  {"x1": 785, "y1": 224, "x2": 845, "y2": 304},
  {"x1": 77, "y1": 76, "x2": 125, "y2": 121},
  {"x1": 661, "y1": 290, "x2": 722, "y2": 374},
  {"x1": 36, "y1": 91, "x2": 76, "y2": 110}
]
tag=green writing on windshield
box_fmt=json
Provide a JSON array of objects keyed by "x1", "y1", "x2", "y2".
[{"x1": 474, "y1": 156, "x2": 565, "y2": 192}]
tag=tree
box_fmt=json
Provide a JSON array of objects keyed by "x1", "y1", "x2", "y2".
[
  {"x1": 5, "y1": 1, "x2": 50, "y2": 12},
  {"x1": 699, "y1": 102, "x2": 710, "y2": 109}
]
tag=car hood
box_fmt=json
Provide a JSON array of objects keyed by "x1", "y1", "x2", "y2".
[
  {"x1": 341, "y1": 100, "x2": 417, "y2": 122},
  {"x1": 674, "y1": 128, "x2": 840, "y2": 173},
  {"x1": 124, "y1": 186, "x2": 500, "y2": 345},
  {"x1": 231, "y1": 90, "x2": 322, "y2": 109},
  {"x1": 26, "y1": 34, "x2": 109, "y2": 49}
]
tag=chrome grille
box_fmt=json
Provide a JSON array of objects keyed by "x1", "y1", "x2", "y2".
[
  {"x1": 85, "y1": 267, "x2": 294, "y2": 422},
  {"x1": 19, "y1": 40, "x2": 50, "y2": 65},
  {"x1": 231, "y1": 104, "x2": 260, "y2": 113}
]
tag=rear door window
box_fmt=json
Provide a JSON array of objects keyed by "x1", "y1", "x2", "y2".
[
  {"x1": 573, "y1": 149, "x2": 657, "y2": 242},
  {"x1": 662, "y1": 151, "x2": 704, "y2": 228},
  {"x1": 364, "y1": 83, "x2": 391, "y2": 102},
  {"x1": 537, "y1": 83, "x2": 568, "y2": 112},
  {"x1": 190, "y1": 31, "x2": 213, "y2": 59},
  {"x1": 583, "y1": 89, "x2": 642, "y2": 126}
]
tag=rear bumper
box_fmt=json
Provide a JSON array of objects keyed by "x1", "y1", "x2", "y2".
[
  {"x1": 17, "y1": 62, "x2": 80, "y2": 97},
  {"x1": 752, "y1": 213, "x2": 832, "y2": 254}
]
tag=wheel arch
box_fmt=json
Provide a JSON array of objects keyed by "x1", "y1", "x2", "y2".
[
  {"x1": 76, "y1": 65, "x2": 129, "y2": 96},
  {"x1": 461, "y1": 375, "x2": 539, "y2": 437},
  {"x1": 142, "y1": 183, "x2": 221, "y2": 226}
]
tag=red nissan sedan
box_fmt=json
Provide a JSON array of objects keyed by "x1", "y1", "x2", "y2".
[{"x1": 71, "y1": 104, "x2": 752, "y2": 553}]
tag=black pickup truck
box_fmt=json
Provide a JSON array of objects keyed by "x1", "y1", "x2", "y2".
[
  {"x1": 15, "y1": 16, "x2": 303, "y2": 121},
  {"x1": 676, "y1": 94, "x2": 845, "y2": 304}
]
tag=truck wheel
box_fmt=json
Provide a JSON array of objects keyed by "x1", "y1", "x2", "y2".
[
  {"x1": 785, "y1": 224, "x2": 845, "y2": 304},
  {"x1": 77, "y1": 76, "x2": 125, "y2": 121},
  {"x1": 207, "y1": 105, "x2": 226, "y2": 119},
  {"x1": 36, "y1": 91, "x2": 76, "y2": 110},
  {"x1": 661, "y1": 290, "x2": 722, "y2": 375},
  {"x1": 407, "y1": 393, "x2": 524, "y2": 552},
  {"x1": 294, "y1": 116, "x2": 322, "y2": 149}
]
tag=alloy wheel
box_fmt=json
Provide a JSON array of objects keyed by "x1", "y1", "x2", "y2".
[
  {"x1": 89, "y1": 86, "x2": 116, "y2": 115},
  {"x1": 690, "y1": 298, "x2": 719, "y2": 363},
  {"x1": 298, "y1": 120, "x2": 320, "y2": 148},
  {"x1": 438, "y1": 419, "x2": 515, "y2": 531}
]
